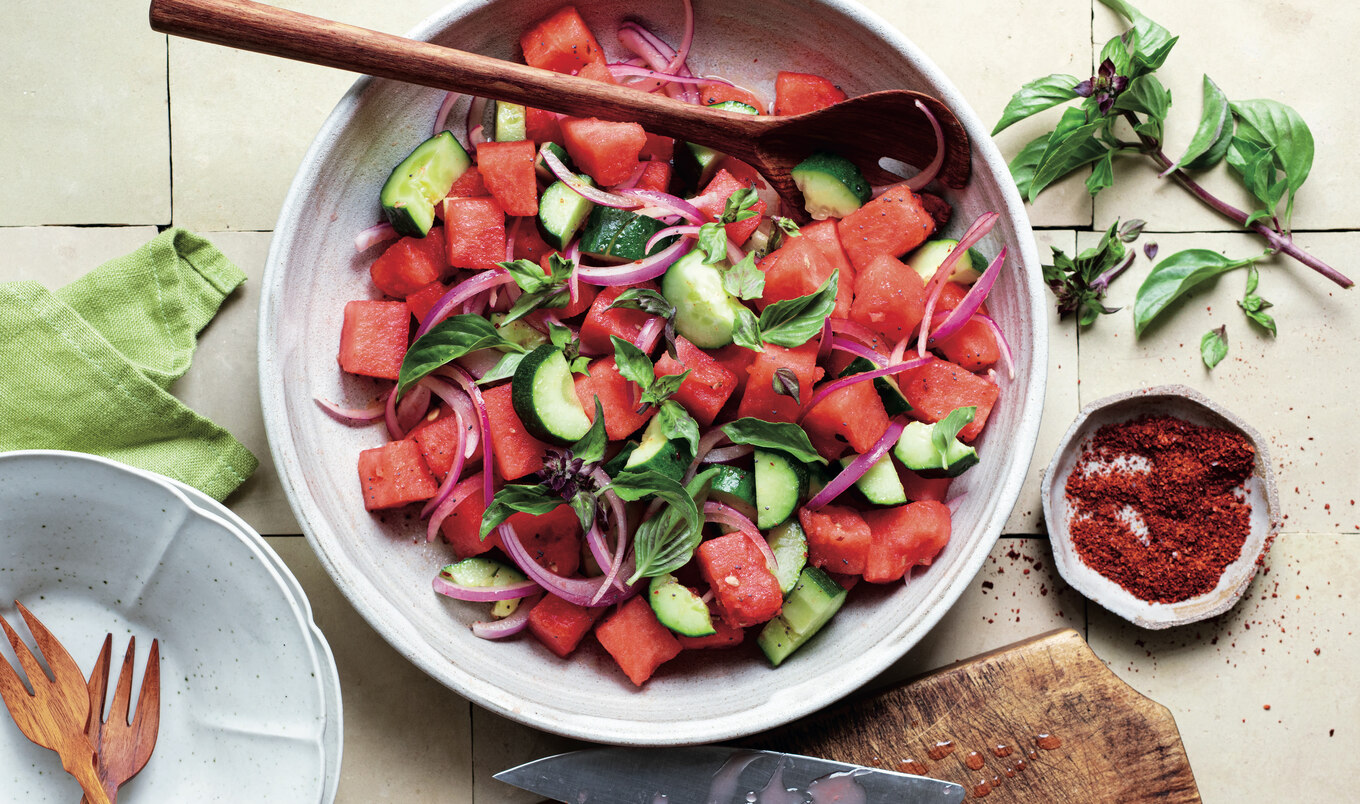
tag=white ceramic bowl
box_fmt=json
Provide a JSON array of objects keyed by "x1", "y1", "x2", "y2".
[{"x1": 260, "y1": 0, "x2": 1047, "y2": 744}]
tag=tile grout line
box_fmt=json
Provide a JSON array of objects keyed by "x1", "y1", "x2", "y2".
[{"x1": 163, "y1": 33, "x2": 174, "y2": 232}]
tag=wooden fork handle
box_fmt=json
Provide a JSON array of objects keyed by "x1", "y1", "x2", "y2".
[
  {"x1": 148, "y1": 0, "x2": 758, "y2": 152},
  {"x1": 60, "y1": 746, "x2": 112, "y2": 804}
]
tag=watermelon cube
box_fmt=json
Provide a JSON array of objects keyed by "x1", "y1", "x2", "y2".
[
  {"x1": 519, "y1": 6, "x2": 606, "y2": 75},
  {"x1": 863, "y1": 501, "x2": 952, "y2": 583},
  {"x1": 837, "y1": 184, "x2": 936, "y2": 272},
  {"x1": 443, "y1": 196, "x2": 506, "y2": 271},
  {"x1": 801, "y1": 378, "x2": 889, "y2": 459},
  {"x1": 338, "y1": 299, "x2": 410, "y2": 381},
  {"x1": 574, "y1": 356, "x2": 653, "y2": 440},
  {"x1": 369, "y1": 228, "x2": 448, "y2": 299},
  {"x1": 507, "y1": 505, "x2": 581, "y2": 576},
  {"x1": 848, "y1": 254, "x2": 927, "y2": 346},
  {"x1": 476, "y1": 140, "x2": 539, "y2": 217},
  {"x1": 357, "y1": 440, "x2": 439, "y2": 511},
  {"x1": 799, "y1": 505, "x2": 872, "y2": 576},
  {"x1": 897, "y1": 359, "x2": 998, "y2": 442},
  {"x1": 595, "y1": 596, "x2": 683, "y2": 686},
  {"x1": 579, "y1": 283, "x2": 661, "y2": 354},
  {"x1": 774, "y1": 71, "x2": 847, "y2": 116},
  {"x1": 481, "y1": 383, "x2": 548, "y2": 480},
  {"x1": 736, "y1": 341, "x2": 821, "y2": 424},
  {"x1": 654, "y1": 337, "x2": 738, "y2": 426},
  {"x1": 528, "y1": 595, "x2": 602, "y2": 658},
  {"x1": 560, "y1": 117, "x2": 648, "y2": 187},
  {"x1": 696, "y1": 532, "x2": 783, "y2": 629}
]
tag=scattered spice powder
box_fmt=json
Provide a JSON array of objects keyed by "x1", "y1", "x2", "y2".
[{"x1": 1064, "y1": 415, "x2": 1256, "y2": 603}]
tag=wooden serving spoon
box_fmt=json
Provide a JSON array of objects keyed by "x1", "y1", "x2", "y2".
[{"x1": 148, "y1": 0, "x2": 970, "y2": 217}]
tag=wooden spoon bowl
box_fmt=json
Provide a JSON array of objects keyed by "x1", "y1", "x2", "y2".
[{"x1": 148, "y1": 0, "x2": 969, "y2": 216}]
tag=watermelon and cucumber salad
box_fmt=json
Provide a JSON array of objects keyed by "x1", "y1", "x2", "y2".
[{"x1": 326, "y1": 3, "x2": 1013, "y2": 687}]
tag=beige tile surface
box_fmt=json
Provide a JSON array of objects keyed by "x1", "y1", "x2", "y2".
[
  {"x1": 1005, "y1": 230, "x2": 1079, "y2": 534},
  {"x1": 0, "y1": 226, "x2": 162, "y2": 279},
  {"x1": 1076, "y1": 231, "x2": 1360, "y2": 535},
  {"x1": 168, "y1": 0, "x2": 449, "y2": 231},
  {"x1": 0, "y1": 2, "x2": 171, "y2": 225},
  {"x1": 1087, "y1": 532, "x2": 1360, "y2": 804},
  {"x1": 1091, "y1": 0, "x2": 1357, "y2": 232},
  {"x1": 860, "y1": 0, "x2": 1094, "y2": 228},
  {"x1": 267, "y1": 536, "x2": 476, "y2": 803},
  {"x1": 177, "y1": 230, "x2": 301, "y2": 534}
]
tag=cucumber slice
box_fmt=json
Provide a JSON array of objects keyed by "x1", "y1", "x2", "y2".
[
  {"x1": 602, "y1": 441, "x2": 638, "y2": 477},
  {"x1": 806, "y1": 461, "x2": 837, "y2": 501},
  {"x1": 493, "y1": 100, "x2": 527, "y2": 141},
  {"x1": 511, "y1": 344, "x2": 593, "y2": 445},
  {"x1": 661, "y1": 250, "x2": 741, "y2": 348},
  {"x1": 892, "y1": 420, "x2": 979, "y2": 478},
  {"x1": 707, "y1": 465, "x2": 757, "y2": 522},
  {"x1": 906, "y1": 238, "x2": 979, "y2": 285},
  {"x1": 380, "y1": 131, "x2": 472, "y2": 237},
  {"x1": 622, "y1": 415, "x2": 692, "y2": 481},
  {"x1": 439, "y1": 557, "x2": 530, "y2": 618},
  {"x1": 579, "y1": 206, "x2": 677, "y2": 263},
  {"x1": 840, "y1": 452, "x2": 907, "y2": 505},
  {"x1": 754, "y1": 449, "x2": 809, "y2": 530},
  {"x1": 756, "y1": 566, "x2": 847, "y2": 666},
  {"x1": 838, "y1": 357, "x2": 913, "y2": 416},
  {"x1": 648, "y1": 574, "x2": 716, "y2": 637},
  {"x1": 538, "y1": 177, "x2": 596, "y2": 250},
  {"x1": 791, "y1": 151, "x2": 871, "y2": 221},
  {"x1": 766, "y1": 520, "x2": 809, "y2": 595},
  {"x1": 708, "y1": 100, "x2": 760, "y2": 114},
  {"x1": 534, "y1": 142, "x2": 575, "y2": 181},
  {"x1": 490, "y1": 313, "x2": 549, "y2": 351}
]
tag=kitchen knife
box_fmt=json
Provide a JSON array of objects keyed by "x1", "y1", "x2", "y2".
[{"x1": 495, "y1": 745, "x2": 966, "y2": 803}]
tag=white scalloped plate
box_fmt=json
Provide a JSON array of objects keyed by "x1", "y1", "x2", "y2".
[{"x1": 0, "y1": 451, "x2": 331, "y2": 802}]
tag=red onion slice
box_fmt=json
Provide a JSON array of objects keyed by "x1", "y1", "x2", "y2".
[
  {"x1": 354, "y1": 222, "x2": 399, "y2": 253},
  {"x1": 905, "y1": 100, "x2": 946, "y2": 192},
  {"x1": 418, "y1": 377, "x2": 475, "y2": 523},
  {"x1": 437, "y1": 365, "x2": 495, "y2": 508},
  {"x1": 433, "y1": 91, "x2": 462, "y2": 137},
  {"x1": 416, "y1": 268, "x2": 515, "y2": 339},
  {"x1": 471, "y1": 593, "x2": 542, "y2": 639},
  {"x1": 499, "y1": 522, "x2": 637, "y2": 608},
  {"x1": 684, "y1": 428, "x2": 730, "y2": 483},
  {"x1": 432, "y1": 573, "x2": 541, "y2": 602},
  {"x1": 647, "y1": 224, "x2": 701, "y2": 253},
  {"x1": 830, "y1": 336, "x2": 888, "y2": 366},
  {"x1": 927, "y1": 247, "x2": 1009, "y2": 343},
  {"x1": 704, "y1": 501, "x2": 778, "y2": 574},
  {"x1": 385, "y1": 383, "x2": 431, "y2": 440},
  {"x1": 801, "y1": 357, "x2": 932, "y2": 418},
  {"x1": 613, "y1": 161, "x2": 651, "y2": 191},
  {"x1": 829, "y1": 318, "x2": 891, "y2": 352},
  {"x1": 540, "y1": 143, "x2": 643, "y2": 209},
  {"x1": 666, "y1": 0, "x2": 695, "y2": 76},
  {"x1": 575, "y1": 237, "x2": 691, "y2": 286},
  {"x1": 700, "y1": 444, "x2": 754, "y2": 464},
  {"x1": 805, "y1": 417, "x2": 909, "y2": 511},
  {"x1": 607, "y1": 64, "x2": 733, "y2": 88},
  {"x1": 816, "y1": 318, "x2": 833, "y2": 363},
  {"x1": 974, "y1": 313, "x2": 1015, "y2": 380},
  {"x1": 505, "y1": 215, "x2": 524, "y2": 261},
  {"x1": 916, "y1": 212, "x2": 999, "y2": 358},
  {"x1": 635, "y1": 316, "x2": 665, "y2": 353},
  {"x1": 425, "y1": 472, "x2": 483, "y2": 543},
  {"x1": 619, "y1": 189, "x2": 705, "y2": 223},
  {"x1": 314, "y1": 396, "x2": 385, "y2": 424},
  {"x1": 618, "y1": 21, "x2": 697, "y2": 102}
]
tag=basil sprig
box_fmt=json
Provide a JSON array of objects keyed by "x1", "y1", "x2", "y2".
[
  {"x1": 497, "y1": 253, "x2": 575, "y2": 324},
  {"x1": 731, "y1": 270, "x2": 838, "y2": 352},
  {"x1": 721, "y1": 417, "x2": 826, "y2": 465},
  {"x1": 397, "y1": 314, "x2": 524, "y2": 397},
  {"x1": 619, "y1": 467, "x2": 720, "y2": 583}
]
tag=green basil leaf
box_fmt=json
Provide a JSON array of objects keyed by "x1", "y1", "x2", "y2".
[
  {"x1": 1029, "y1": 110, "x2": 1110, "y2": 202},
  {"x1": 657, "y1": 400, "x2": 701, "y2": 456},
  {"x1": 774, "y1": 217, "x2": 801, "y2": 236},
  {"x1": 723, "y1": 253, "x2": 766, "y2": 300},
  {"x1": 1226, "y1": 136, "x2": 1286, "y2": 221},
  {"x1": 568, "y1": 489, "x2": 597, "y2": 535},
  {"x1": 569, "y1": 355, "x2": 592, "y2": 376},
  {"x1": 1244, "y1": 264, "x2": 1260, "y2": 296},
  {"x1": 771, "y1": 367, "x2": 801, "y2": 403},
  {"x1": 547, "y1": 322, "x2": 572, "y2": 350},
  {"x1": 625, "y1": 467, "x2": 720, "y2": 581},
  {"x1": 1200, "y1": 326, "x2": 1228, "y2": 369},
  {"x1": 570, "y1": 398, "x2": 608, "y2": 465},
  {"x1": 1133, "y1": 249, "x2": 1258, "y2": 336},
  {"x1": 502, "y1": 286, "x2": 569, "y2": 324},
  {"x1": 480, "y1": 484, "x2": 563, "y2": 539},
  {"x1": 1098, "y1": 0, "x2": 1177, "y2": 71},
  {"x1": 1112, "y1": 75, "x2": 1171, "y2": 140},
  {"x1": 696, "y1": 222, "x2": 728, "y2": 264},
  {"x1": 608, "y1": 469, "x2": 700, "y2": 534},
  {"x1": 1086, "y1": 150, "x2": 1116, "y2": 196},
  {"x1": 477, "y1": 350, "x2": 526, "y2": 385},
  {"x1": 759, "y1": 270, "x2": 838, "y2": 348},
  {"x1": 992, "y1": 74, "x2": 1082, "y2": 135},
  {"x1": 1171, "y1": 75, "x2": 1232, "y2": 172},
  {"x1": 720, "y1": 186, "x2": 761, "y2": 224},
  {"x1": 731, "y1": 305, "x2": 765, "y2": 352},
  {"x1": 931, "y1": 406, "x2": 976, "y2": 468},
  {"x1": 1099, "y1": 32, "x2": 1133, "y2": 76},
  {"x1": 642, "y1": 370, "x2": 689, "y2": 408},
  {"x1": 1241, "y1": 304, "x2": 1277, "y2": 336},
  {"x1": 610, "y1": 335, "x2": 655, "y2": 390},
  {"x1": 498, "y1": 258, "x2": 553, "y2": 293},
  {"x1": 1231, "y1": 99, "x2": 1314, "y2": 224},
  {"x1": 1007, "y1": 132, "x2": 1050, "y2": 200},
  {"x1": 722, "y1": 418, "x2": 826, "y2": 465},
  {"x1": 607, "y1": 288, "x2": 675, "y2": 320},
  {"x1": 398, "y1": 314, "x2": 518, "y2": 397}
]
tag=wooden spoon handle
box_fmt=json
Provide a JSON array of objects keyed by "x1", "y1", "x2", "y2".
[{"x1": 148, "y1": 0, "x2": 760, "y2": 153}]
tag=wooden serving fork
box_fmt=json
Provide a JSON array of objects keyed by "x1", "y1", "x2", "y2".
[
  {"x1": 81, "y1": 634, "x2": 162, "y2": 803},
  {"x1": 0, "y1": 602, "x2": 111, "y2": 804}
]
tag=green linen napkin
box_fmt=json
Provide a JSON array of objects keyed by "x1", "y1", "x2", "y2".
[{"x1": 0, "y1": 228, "x2": 259, "y2": 500}]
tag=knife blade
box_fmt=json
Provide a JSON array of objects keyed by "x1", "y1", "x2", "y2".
[{"x1": 494, "y1": 745, "x2": 966, "y2": 803}]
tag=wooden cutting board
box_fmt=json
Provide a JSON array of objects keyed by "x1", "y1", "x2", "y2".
[{"x1": 746, "y1": 627, "x2": 1201, "y2": 802}]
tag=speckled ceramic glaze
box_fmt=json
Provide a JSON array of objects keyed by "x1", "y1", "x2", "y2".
[
  {"x1": 1041, "y1": 386, "x2": 1280, "y2": 629},
  {"x1": 0, "y1": 451, "x2": 338, "y2": 802},
  {"x1": 260, "y1": 0, "x2": 1047, "y2": 744}
]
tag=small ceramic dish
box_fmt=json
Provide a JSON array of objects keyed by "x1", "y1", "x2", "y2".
[{"x1": 1041, "y1": 385, "x2": 1280, "y2": 630}]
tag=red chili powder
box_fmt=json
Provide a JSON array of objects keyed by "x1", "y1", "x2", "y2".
[{"x1": 1064, "y1": 415, "x2": 1256, "y2": 603}]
